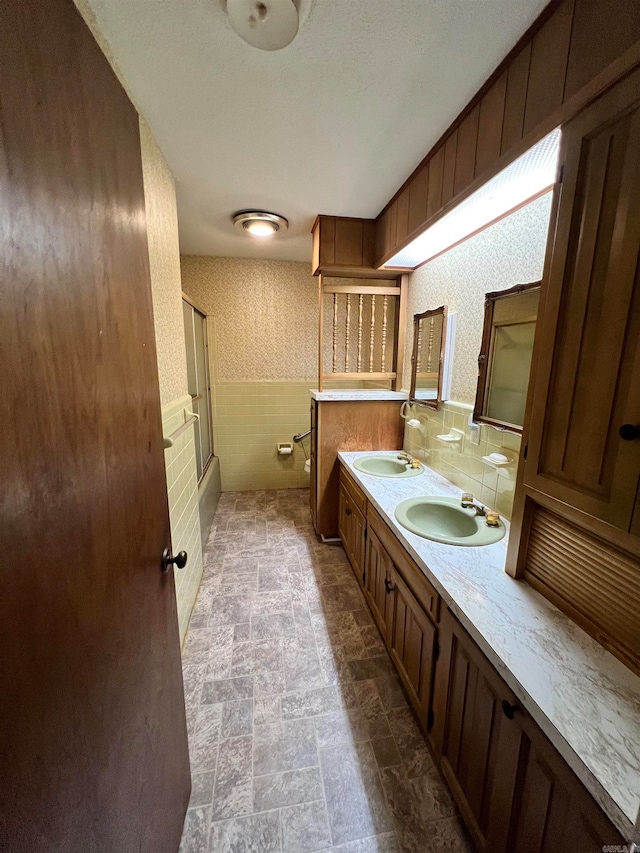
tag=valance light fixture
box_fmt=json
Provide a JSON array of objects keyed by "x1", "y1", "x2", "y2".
[
  {"x1": 233, "y1": 210, "x2": 289, "y2": 238},
  {"x1": 383, "y1": 128, "x2": 562, "y2": 270}
]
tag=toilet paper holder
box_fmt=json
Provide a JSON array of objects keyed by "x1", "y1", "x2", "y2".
[{"x1": 277, "y1": 442, "x2": 294, "y2": 456}]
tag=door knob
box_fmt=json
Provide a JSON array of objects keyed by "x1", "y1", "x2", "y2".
[
  {"x1": 619, "y1": 423, "x2": 640, "y2": 441},
  {"x1": 161, "y1": 548, "x2": 188, "y2": 572},
  {"x1": 345, "y1": 507, "x2": 352, "y2": 516}
]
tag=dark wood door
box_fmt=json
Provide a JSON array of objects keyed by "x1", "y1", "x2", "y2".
[
  {"x1": 387, "y1": 566, "x2": 436, "y2": 730},
  {"x1": 0, "y1": 1, "x2": 191, "y2": 851},
  {"x1": 363, "y1": 528, "x2": 394, "y2": 640},
  {"x1": 523, "y1": 67, "x2": 640, "y2": 535}
]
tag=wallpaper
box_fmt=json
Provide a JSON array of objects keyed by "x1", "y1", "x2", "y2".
[
  {"x1": 181, "y1": 256, "x2": 319, "y2": 381},
  {"x1": 404, "y1": 193, "x2": 553, "y2": 403},
  {"x1": 72, "y1": 1, "x2": 203, "y2": 639},
  {"x1": 139, "y1": 118, "x2": 189, "y2": 407}
]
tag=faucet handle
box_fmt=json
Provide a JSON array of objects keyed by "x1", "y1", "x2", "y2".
[{"x1": 461, "y1": 492, "x2": 474, "y2": 505}]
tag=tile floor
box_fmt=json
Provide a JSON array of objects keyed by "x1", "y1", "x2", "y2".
[{"x1": 179, "y1": 488, "x2": 472, "y2": 853}]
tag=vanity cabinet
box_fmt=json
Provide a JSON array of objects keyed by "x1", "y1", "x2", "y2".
[
  {"x1": 337, "y1": 459, "x2": 628, "y2": 851},
  {"x1": 432, "y1": 609, "x2": 625, "y2": 853},
  {"x1": 386, "y1": 565, "x2": 437, "y2": 731},
  {"x1": 364, "y1": 500, "x2": 441, "y2": 731},
  {"x1": 338, "y1": 470, "x2": 367, "y2": 587}
]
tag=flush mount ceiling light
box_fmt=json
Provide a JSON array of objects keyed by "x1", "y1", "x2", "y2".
[
  {"x1": 225, "y1": 0, "x2": 306, "y2": 51},
  {"x1": 233, "y1": 210, "x2": 289, "y2": 238},
  {"x1": 383, "y1": 128, "x2": 562, "y2": 270}
]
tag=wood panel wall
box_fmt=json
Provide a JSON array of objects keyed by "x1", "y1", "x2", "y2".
[{"x1": 374, "y1": 0, "x2": 640, "y2": 267}]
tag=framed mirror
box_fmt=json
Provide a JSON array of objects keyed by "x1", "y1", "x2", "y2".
[
  {"x1": 474, "y1": 281, "x2": 541, "y2": 432},
  {"x1": 410, "y1": 305, "x2": 447, "y2": 409}
]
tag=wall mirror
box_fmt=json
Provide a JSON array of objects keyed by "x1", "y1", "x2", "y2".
[
  {"x1": 410, "y1": 306, "x2": 447, "y2": 409},
  {"x1": 474, "y1": 281, "x2": 541, "y2": 432}
]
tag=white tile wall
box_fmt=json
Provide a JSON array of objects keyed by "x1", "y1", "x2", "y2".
[
  {"x1": 162, "y1": 394, "x2": 204, "y2": 643},
  {"x1": 404, "y1": 400, "x2": 522, "y2": 519}
]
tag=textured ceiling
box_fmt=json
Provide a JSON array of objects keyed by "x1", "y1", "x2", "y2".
[{"x1": 86, "y1": 0, "x2": 549, "y2": 262}]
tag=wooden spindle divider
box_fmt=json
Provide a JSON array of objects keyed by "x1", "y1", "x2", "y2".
[
  {"x1": 332, "y1": 292, "x2": 338, "y2": 372},
  {"x1": 369, "y1": 294, "x2": 376, "y2": 371},
  {"x1": 345, "y1": 293, "x2": 351, "y2": 372},
  {"x1": 381, "y1": 295, "x2": 388, "y2": 371},
  {"x1": 357, "y1": 294, "x2": 364, "y2": 373},
  {"x1": 317, "y1": 277, "x2": 407, "y2": 389}
]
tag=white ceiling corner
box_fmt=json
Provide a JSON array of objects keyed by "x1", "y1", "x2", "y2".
[{"x1": 86, "y1": 0, "x2": 549, "y2": 263}]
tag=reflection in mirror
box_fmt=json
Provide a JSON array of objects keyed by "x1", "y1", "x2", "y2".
[
  {"x1": 410, "y1": 306, "x2": 447, "y2": 409},
  {"x1": 474, "y1": 282, "x2": 540, "y2": 431}
]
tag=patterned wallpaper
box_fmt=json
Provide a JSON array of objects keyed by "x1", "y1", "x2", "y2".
[
  {"x1": 404, "y1": 192, "x2": 553, "y2": 403},
  {"x1": 139, "y1": 118, "x2": 189, "y2": 407},
  {"x1": 74, "y1": 0, "x2": 189, "y2": 409},
  {"x1": 181, "y1": 256, "x2": 319, "y2": 381}
]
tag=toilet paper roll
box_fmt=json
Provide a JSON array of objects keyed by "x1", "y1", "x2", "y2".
[{"x1": 278, "y1": 446, "x2": 293, "y2": 455}]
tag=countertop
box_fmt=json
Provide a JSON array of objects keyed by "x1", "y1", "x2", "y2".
[
  {"x1": 339, "y1": 450, "x2": 640, "y2": 837},
  {"x1": 311, "y1": 389, "x2": 408, "y2": 402}
]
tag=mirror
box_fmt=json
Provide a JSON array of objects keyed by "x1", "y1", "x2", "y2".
[
  {"x1": 410, "y1": 306, "x2": 447, "y2": 409},
  {"x1": 474, "y1": 281, "x2": 541, "y2": 432}
]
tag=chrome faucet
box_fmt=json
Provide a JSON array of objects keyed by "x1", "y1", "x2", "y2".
[
  {"x1": 461, "y1": 492, "x2": 487, "y2": 516},
  {"x1": 397, "y1": 451, "x2": 421, "y2": 469}
]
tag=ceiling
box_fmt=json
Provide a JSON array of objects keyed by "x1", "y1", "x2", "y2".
[{"x1": 86, "y1": 0, "x2": 549, "y2": 263}]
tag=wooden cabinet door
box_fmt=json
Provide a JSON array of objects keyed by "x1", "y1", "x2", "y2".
[
  {"x1": 363, "y1": 528, "x2": 394, "y2": 639},
  {"x1": 433, "y1": 611, "x2": 625, "y2": 853},
  {"x1": 498, "y1": 713, "x2": 625, "y2": 853},
  {"x1": 432, "y1": 610, "x2": 524, "y2": 852},
  {"x1": 523, "y1": 67, "x2": 640, "y2": 535},
  {"x1": 339, "y1": 483, "x2": 366, "y2": 587},
  {"x1": 387, "y1": 565, "x2": 437, "y2": 729}
]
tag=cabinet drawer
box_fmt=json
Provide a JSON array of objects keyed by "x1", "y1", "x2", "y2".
[
  {"x1": 368, "y1": 504, "x2": 441, "y2": 623},
  {"x1": 339, "y1": 464, "x2": 367, "y2": 515}
]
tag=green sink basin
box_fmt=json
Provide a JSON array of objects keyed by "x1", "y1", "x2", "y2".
[
  {"x1": 353, "y1": 456, "x2": 423, "y2": 478},
  {"x1": 395, "y1": 496, "x2": 506, "y2": 546}
]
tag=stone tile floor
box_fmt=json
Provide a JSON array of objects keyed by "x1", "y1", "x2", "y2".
[{"x1": 179, "y1": 488, "x2": 472, "y2": 853}]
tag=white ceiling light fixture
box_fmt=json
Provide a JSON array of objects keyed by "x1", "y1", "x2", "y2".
[
  {"x1": 383, "y1": 128, "x2": 562, "y2": 270},
  {"x1": 233, "y1": 210, "x2": 289, "y2": 238},
  {"x1": 224, "y1": 0, "x2": 313, "y2": 51}
]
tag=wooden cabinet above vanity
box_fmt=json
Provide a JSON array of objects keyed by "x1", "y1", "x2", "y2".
[
  {"x1": 338, "y1": 456, "x2": 638, "y2": 850},
  {"x1": 507, "y1": 66, "x2": 640, "y2": 676}
]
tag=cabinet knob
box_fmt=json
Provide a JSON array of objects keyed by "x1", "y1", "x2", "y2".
[
  {"x1": 161, "y1": 548, "x2": 188, "y2": 572},
  {"x1": 345, "y1": 507, "x2": 352, "y2": 516},
  {"x1": 501, "y1": 699, "x2": 520, "y2": 720},
  {"x1": 384, "y1": 577, "x2": 395, "y2": 595},
  {"x1": 619, "y1": 423, "x2": 640, "y2": 441}
]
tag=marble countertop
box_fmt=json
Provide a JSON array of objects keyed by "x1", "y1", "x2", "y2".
[
  {"x1": 339, "y1": 450, "x2": 640, "y2": 837},
  {"x1": 311, "y1": 389, "x2": 408, "y2": 402}
]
